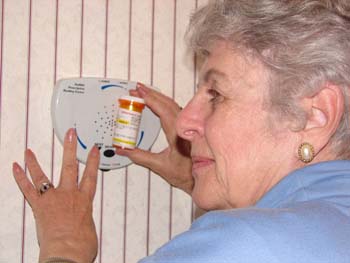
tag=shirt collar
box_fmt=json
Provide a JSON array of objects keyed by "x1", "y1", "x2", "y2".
[{"x1": 255, "y1": 160, "x2": 350, "y2": 209}]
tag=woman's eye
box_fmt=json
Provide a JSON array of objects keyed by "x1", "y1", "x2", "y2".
[{"x1": 208, "y1": 88, "x2": 222, "y2": 103}]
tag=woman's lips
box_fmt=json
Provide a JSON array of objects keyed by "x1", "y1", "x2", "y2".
[{"x1": 191, "y1": 156, "x2": 215, "y2": 171}]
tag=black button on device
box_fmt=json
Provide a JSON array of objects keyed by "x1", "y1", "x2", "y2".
[{"x1": 103, "y1": 149, "x2": 115, "y2": 158}]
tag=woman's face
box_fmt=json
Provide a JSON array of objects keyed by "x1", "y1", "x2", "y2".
[{"x1": 176, "y1": 41, "x2": 299, "y2": 210}]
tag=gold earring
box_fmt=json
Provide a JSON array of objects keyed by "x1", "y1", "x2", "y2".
[{"x1": 298, "y1": 142, "x2": 315, "y2": 163}]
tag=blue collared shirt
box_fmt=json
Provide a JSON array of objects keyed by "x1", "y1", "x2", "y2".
[{"x1": 139, "y1": 161, "x2": 350, "y2": 263}]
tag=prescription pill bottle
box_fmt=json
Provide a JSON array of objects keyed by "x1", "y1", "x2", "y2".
[{"x1": 113, "y1": 95, "x2": 145, "y2": 149}]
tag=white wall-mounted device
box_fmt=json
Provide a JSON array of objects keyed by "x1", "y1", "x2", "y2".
[{"x1": 51, "y1": 78, "x2": 161, "y2": 170}]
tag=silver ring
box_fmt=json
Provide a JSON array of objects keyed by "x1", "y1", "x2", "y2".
[{"x1": 39, "y1": 182, "x2": 54, "y2": 195}]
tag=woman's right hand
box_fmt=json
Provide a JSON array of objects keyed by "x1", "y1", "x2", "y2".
[{"x1": 116, "y1": 84, "x2": 194, "y2": 195}]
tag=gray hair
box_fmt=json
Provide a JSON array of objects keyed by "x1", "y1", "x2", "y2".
[{"x1": 186, "y1": 0, "x2": 350, "y2": 158}]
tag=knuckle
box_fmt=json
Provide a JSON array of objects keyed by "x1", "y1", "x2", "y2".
[{"x1": 62, "y1": 162, "x2": 78, "y2": 173}]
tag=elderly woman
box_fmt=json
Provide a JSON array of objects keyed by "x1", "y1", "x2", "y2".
[{"x1": 12, "y1": 0, "x2": 350, "y2": 262}]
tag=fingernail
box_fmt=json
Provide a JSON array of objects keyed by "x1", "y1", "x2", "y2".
[
  {"x1": 12, "y1": 162, "x2": 21, "y2": 173},
  {"x1": 67, "y1": 128, "x2": 76, "y2": 142},
  {"x1": 129, "y1": 89, "x2": 139, "y2": 97},
  {"x1": 115, "y1": 148, "x2": 130, "y2": 156},
  {"x1": 91, "y1": 145, "x2": 100, "y2": 157},
  {"x1": 24, "y1": 149, "x2": 32, "y2": 161},
  {"x1": 26, "y1": 149, "x2": 33, "y2": 154},
  {"x1": 136, "y1": 82, "x2": 148, "y2": 97}
]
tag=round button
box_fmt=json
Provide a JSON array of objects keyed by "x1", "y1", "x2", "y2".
[{"x1": 103, "y1": 149, "x2": 115, "y2": 158}]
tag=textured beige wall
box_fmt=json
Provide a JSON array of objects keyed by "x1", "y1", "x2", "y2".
[{"x1": 0, "y1": 0, "x2": 207, "y2": 262}]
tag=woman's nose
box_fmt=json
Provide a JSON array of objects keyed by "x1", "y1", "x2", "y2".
[{"x1": 176, "y1": 97, "x2": 205, "y2": 141}]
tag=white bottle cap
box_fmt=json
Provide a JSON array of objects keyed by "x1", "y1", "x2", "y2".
[{"x1": 119, "y1": 95, "x2": 145, "y2": 104}]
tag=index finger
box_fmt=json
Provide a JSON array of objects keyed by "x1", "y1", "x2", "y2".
[
  {"x1": 135, "y1": 84, "x2": 181, "y2": 141},
  {"x1": 58, "y1": 128, "x2": 79, "y2": 190},
  {"x1": 79, "y1": 145, "x2": 100, "y2": 200}
]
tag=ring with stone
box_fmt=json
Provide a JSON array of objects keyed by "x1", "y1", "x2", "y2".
[{"x1": 39, "y1": 182, "x2": 54, "y2": 195}]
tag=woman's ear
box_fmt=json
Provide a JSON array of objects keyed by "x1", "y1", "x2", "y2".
[{"x1": 300, "y1": 83, "x2": 345, "y2": 155}]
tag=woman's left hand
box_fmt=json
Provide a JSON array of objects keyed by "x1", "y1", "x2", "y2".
[{"x1": 12, "y1": 128, "x2": 100, "y2": 263}]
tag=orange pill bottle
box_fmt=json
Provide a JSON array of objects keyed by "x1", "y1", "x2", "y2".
[{"x1": 113, "y1": 95, "x2": 145, "y2": 149}]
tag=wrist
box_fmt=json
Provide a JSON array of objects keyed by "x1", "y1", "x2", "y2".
[
  {"x1": 39, "y1": 238, "x2": 96, "y2": 263},
  {"x1": 41, "y1": 257, "x2": 78, "y2": 263}
]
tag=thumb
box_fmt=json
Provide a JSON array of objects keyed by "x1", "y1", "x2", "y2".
[{"x1": 116, "y1": 148, "x2": 162, "y2": 171}]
